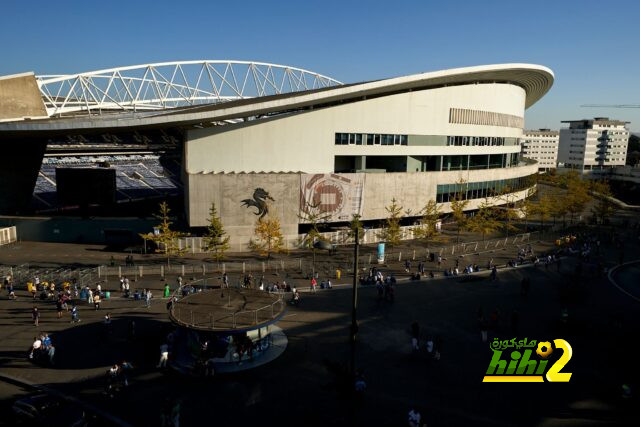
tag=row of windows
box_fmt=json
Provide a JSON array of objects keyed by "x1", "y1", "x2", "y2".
[
  {"x1": 449, "y1": 108, "x2": 524, "y2": 129},
  {"x1": 446, "y1": 136, "x2": 507, "y2": 146},
  {"x1": 335, "y1": 133, "x2": 408, "y2": 146},
  {"x1": 436, "y1": 175, "x2": 535, "y2": 203}
]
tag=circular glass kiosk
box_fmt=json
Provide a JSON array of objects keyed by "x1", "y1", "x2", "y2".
[{"x1": 168, "y1": 288, "x2": 287, "y2": 375}]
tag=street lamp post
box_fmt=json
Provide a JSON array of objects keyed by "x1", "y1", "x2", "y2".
[{"x1": 350, "y1": 227, "x2": 359, "y2": 376}]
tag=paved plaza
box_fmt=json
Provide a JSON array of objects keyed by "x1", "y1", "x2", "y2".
[{"x1": 1, "y1": 224, "x2": 639, "y2": 426}]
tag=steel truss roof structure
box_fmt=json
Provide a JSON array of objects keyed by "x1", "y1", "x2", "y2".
[{"x1": 36, "y1": 60, "x2": 342, "y2": 117}]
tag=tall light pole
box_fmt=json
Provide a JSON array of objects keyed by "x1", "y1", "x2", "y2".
[{"x1": 350, "y1": 227, "x2": 359, "y2": 376}]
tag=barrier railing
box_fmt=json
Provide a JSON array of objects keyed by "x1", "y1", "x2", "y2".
[{"x1": 170, "y1": 295, "x2": 284, "y2": 330}]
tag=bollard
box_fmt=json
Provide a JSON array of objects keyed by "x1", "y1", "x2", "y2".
[
  {"x1": 412, "y1": 250, "x2": 416, "y2": 260},
  {"x1": 160, "y1": 265, "x2": 164, "y2": 279},
  {"x1": 181, "y1": 265, "x2": 185, "y2": 276},
  {"x1": 242, "y1": 262, "x2": 246, "y2": 274},
  {"x1": 262, "y1": 262, "x2": 265, "y2": 273},
  {"x1": 398, "y1": 252, "x2": 402, "y2": 262},
  {"x1": 118, "y1": 266, "x2": 122, "y2": 278},
  {"x1": 299, "y1": 258, "x2": 302, "y2": 271},
  {"x1": 368, "y1": 254, "x2": 372, "y2": 265},
  {"x1": 222, "y1": 263, "x2": 225, "y2": 274},
  {"x1": 139, "y1": 265, "x2": 143, "y2": 278},
  {"x1": 97, "y1": 266, "x2": 101, "y2": 278}
]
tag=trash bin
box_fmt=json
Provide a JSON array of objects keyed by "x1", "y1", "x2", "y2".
[
  {"x1": 105, "y1": 291, "x2": 111, "y2": 299},
  {"x1": 336, "y1": 269, "x2": 341, "y2": 280}
]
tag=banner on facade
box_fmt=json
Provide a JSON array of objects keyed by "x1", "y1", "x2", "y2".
[{"x1": 299, "y1": 173, "x2": 365, "y2": 222}]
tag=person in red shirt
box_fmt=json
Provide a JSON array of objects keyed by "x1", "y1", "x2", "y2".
[{"x1": 310, "y1": 277, "x2": 317, "y2": 292}]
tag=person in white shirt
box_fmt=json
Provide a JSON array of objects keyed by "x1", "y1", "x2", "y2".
[{"x1": 157, "y1": 343, "x2": 169, "y2": 368}]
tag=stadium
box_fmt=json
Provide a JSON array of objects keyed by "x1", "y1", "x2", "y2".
[{"x1": 0, "y1": 61, "x2": 553, "y2": 249}]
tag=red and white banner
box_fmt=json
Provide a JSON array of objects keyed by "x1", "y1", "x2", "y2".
[{"x1": 300, "y1": 174, "x2": 365, "y2": 222}]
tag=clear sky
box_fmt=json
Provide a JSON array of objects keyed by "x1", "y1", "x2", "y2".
[{"x1": 1, "y1": 0, "x2": 639, "y2": 131}]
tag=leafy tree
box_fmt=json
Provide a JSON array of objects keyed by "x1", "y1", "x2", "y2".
[
  {"x1": 468, "y1": 200, "x2": 501, "y2": 242},
  {"x1": 298, "y1": 200, "x2": 331, "y2": 275},
  {"x1": 249, "y1": 216, "x2": 285, "y2": 259},
  {"x1": 203, "y1": 202, "x2": 230, "y2": 261},
  {"x1": 139, "y1": 201, "x2": 188, "y2": 265},
  {"x1": 520, "y1": 187, "x2": 537, "y2": 233},
  {"x1": 449, "y1": 180, "x2": 469, "y2": 243},
  {"x1": 378, "y1": 198, "x2": 404, "y2": 246},
  {"x1": 536, "y1": 194, "x2": 554, "y2": 235},
  {"x1": 414, "y1": 199, "x2": 442, "y2": 243},
  {"x1": 565, "y1": 176, "x2": 591, "y2": 224},
  {"x1": 347, "y1": 214, "x2": 364, "y2": 244},
  {"x1": 590, "y1": 180, "x2": 617, "y2": 226},
  {"x1": 498, "y1": 185, "x2": 521, "y2": 237}
]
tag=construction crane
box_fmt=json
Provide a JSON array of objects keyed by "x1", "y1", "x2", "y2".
[{"x1": 581, "y1": 104, "x2": 640, "y2": 108}]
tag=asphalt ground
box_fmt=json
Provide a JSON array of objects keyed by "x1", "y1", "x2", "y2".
[{"x1": 0, "y1": 225, "x2": 639, "y2": 426}]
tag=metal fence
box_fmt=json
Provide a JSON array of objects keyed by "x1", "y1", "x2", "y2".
[
  {"x1": 169, "y1": 293, "x2": 285, "y2": 330},
  {"x1": 1, "y1": 230, "x2": 560, "y2": 289}
]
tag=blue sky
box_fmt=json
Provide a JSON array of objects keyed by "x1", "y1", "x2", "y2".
[{"x1": 1, "y1": 0, "x2": 639, "y2": 131}]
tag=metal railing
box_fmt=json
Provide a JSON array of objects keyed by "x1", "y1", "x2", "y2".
[{"x1": 170, "y1": 295, "x2": 285, "y2": 330}]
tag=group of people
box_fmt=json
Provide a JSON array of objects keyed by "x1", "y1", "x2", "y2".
[
  {"x1": 106, "y1": 360, "x2": 134, "y2": 397},
  {"x1": 29, "y1": 333, "x2": 55, "y2": 365},
  {"x1": 410, "y1": 321, "x2": 441, "y2": 361}
]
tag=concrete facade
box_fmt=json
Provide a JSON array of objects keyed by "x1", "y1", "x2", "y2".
[
  {"x1": 521, "y1": 129, "x2": 559, "y2": 171},
  {"x1": 185, "y1": 83, "x2": 525, "y2": 174},
  {"x1": 558, "y1": 118, "x2": 629, "y2": 172},
  {"x1": 185, "y1": 163, "x2": 538, "y2": 248},
  {"x1": 0, "y1": 73, "x2": 48, "y2": 122}
]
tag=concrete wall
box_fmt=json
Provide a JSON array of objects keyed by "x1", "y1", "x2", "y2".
[
  {"x1": 185, "y1": 163, "x2": 538, "y2": 248},
  {"x1": 0, "y1": 72, "x2": 48, "y2": 121},
  {"x1": 185, "y1": 173, "x2": 300, "y2": 245},
  {"x1": 185, "y1": 83, "x2": 525, "y2": 174}
]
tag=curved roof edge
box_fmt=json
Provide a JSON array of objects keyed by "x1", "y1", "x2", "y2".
[
  {"x1": 361, "y1": 63, "x2": 554, "y2": 109},
  {"x1": 0, "y1": 63, "x2": 553, "y2": 133}
]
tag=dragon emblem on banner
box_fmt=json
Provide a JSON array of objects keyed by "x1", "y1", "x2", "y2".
[{"x1": 241, "y1": 188, "x2": 274, "y2": 219}]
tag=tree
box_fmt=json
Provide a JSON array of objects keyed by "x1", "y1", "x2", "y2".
[
  {"x1": 298, "y1": 201, "x2": 331, "y2": 275},
  {"x1": 497, "y1": 185, "x2": 521, "y2": 237},
  {"x1": 414, "y1": 199, "x2": 442, "y2": 243},
  {"x1": 565, "y1": 176, "x2": 591, "y2": 224},
  {"x1": 590, "y1": 180, "x2": 617, "y2": 226},
  {"x1": 449, "y1": 180, "x2": 469, "y2": 243},
  {"x1": 347, "y1": 214, "x2": 364, "y2": 244},
  {"x1": 249, "y1": 216, "x2": 285, "y2": 259},
  {"x1": 468, "y1": 200, "x2": 501, "y2": 242},
  {"x1": 203, "y1": 202, "x2": 230, "y2": 261},
  {"x1": 520, "y1": 187, "x2": 537, "y2": 233},
  {"x1": 139, "y1": 201, "x2": 188, "y2": 265},
  {"x1": 531, "y1": 193, "x2": 553, "y2": 236},
  {"x1": 378, "y1": 198, "x2": 404, "y2": 246}
]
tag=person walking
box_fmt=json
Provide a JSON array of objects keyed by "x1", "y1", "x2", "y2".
[
  {"x1": 490, "y1": 266, "x2": 498, "y2": 281},
  {"x1": 222, "y1": 273, "x2": 229, "y2": 289},
  {"x1": 56, "y1": 298, "x2": 63, "y2": 319},
  {"x1": 145, "y1": 289, "x2": 153, "y2": 308},
  {"x1": 93, "y1": 293, "x2": 101, "y2": 310},
  {"x1": 32, "y1": 306, "x2": 40, "y2": 326},
  {"x1": 310, "y1": 277, "x2": 317, "y2": 292},
  {"x1": 157, "y1": 343, "x2": 169, "y2": 368},
  {"x1": 163, "y1": 283, "x2": 171, "y2": 298},
  {"x1": 70, "y1": 304, "x2": 80, "y2": 323}
]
